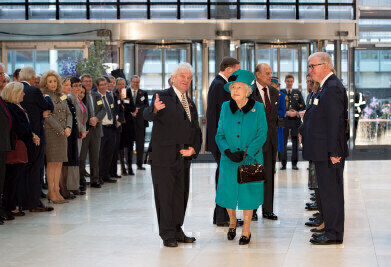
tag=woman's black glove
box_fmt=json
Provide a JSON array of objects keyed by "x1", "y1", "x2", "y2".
[{"x1": 224, "y1": 149, "x2": 245, "y2": 163}]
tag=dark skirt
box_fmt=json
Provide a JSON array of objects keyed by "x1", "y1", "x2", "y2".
[{"x1": 64, "y1": 99, "x2": 79, "y2": 167}]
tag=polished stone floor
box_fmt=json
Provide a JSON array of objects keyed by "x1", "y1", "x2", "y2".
[{"x1": 1, "y1": 160, "x2": 390, "y2": 267}]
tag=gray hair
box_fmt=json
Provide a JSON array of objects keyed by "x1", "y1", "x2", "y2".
[
  {"x1": 130, "y1": 75, "x2": 140, "y2": 82},
  {"x1": 116, "y1": 77, "x2": 126, "y2": 85},
  {"x1": 308, "y1": 52, "x2": 334, "y2": 70},
  {"x1": 19, "y1": 66, "x2": 36, "y2": 82},
  {"x1": 4, "y1": 74, "x2": 10, "y2": 83},
  {"x1": 1, "y1": 82, "x2": 24, "y2": 104},
  {"x1": 80, "y1": 73, "x2": 92, "y2": 81},
  {"x1": 172, "y1": 62, "x2": 194, "y2": 77},
  {"x1": 0, "y1": 63, "x2": 5, "y2": 71},
  {"x1": 229, "y1": 82, "x2": 252, "y2": 98}
]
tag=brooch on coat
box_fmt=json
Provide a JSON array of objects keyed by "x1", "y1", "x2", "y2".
[{"x1": 251, "y1": 108, "x2": 256, "y2": 112}]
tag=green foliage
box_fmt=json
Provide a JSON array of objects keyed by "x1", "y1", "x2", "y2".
[{"x1": 76, "y1": 40, "x2": 110, "y2": 82}]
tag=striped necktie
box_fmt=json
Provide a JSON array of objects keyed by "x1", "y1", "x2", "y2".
[{"x1": 181, "y1": 94, "x2": 191, "y2": 122}]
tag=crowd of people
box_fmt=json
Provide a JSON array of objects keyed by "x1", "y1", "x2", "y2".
[
  {"x1": 0, "y1": 52, "x2": 348, "y2": 248},
  {"x1": 0, "y1": 64, "x2": 148, "y2": 223}
]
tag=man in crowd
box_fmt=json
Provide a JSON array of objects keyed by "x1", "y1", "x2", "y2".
[
  {"x1": 12, "y1": 69, "x2": 21, "y2": 82},
  {"x1": 251, "y1": 63, "x2": 280, "y2": 221},
  {"x1": 79, "y1": 74, "x2": 106, "y2": 189},
  {"x1": 206, "y1": 56, "x2": 240, "y2": 227},
  {"x1": 129, "y1": 75, "x2": 149, "y2": 171},
  {"x1": 20, "y1": 66, "x2": 54, "y2": 212},
  {"x1": 34, "y1": 75, "x2": 41, "y2": 88},
  {"x1": 280, "y1": 74, "x2": 305, "y2": 170},
  {"x1": 303, "y1": 52, "x2": 348, "y2": 245},
  {"x1": 144, "y1": 62, "x2": 202, "y2": 248}
]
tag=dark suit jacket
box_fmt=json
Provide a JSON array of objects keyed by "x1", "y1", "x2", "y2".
[
  {"x1": 303, "y1": 74, "x2": 349, "y2": 162},
  {"x1": 251, "y1": 83, "x2": 279, "y2": 153},
  {"x1": 206, "y1": 74, "x2": 231, "y2": 154},
  {"x1": 86, "y1": 91, "x2": 106, "y2": 138},
  {"x1": 119, "y1": 90, "x2": 137, "y2": 143},
  {"x1": 129, "y1": 88, "x2": 149, "y2": 128},
  {"x1": 112, "y1": 89, "x2": 124, "y2": 124},
  {"x1": 0, "y1": 97, "x2": 11, "y2": 152},
  {"x1": 143, "y1": 87, "x2": 202, "y2": 167},
  {"x1": 20, "y1": 81, "x2": 53, "y2": 140}
]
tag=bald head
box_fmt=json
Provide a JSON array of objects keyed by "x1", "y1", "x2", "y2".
[{"x1": 255, "y1": 63, "x2": 272, "y2": 87}]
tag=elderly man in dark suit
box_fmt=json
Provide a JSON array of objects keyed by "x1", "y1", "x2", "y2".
[
  {"x1": 128, "y1": 75, "x2": 149, "y2": 171},
  {"x1": 0, "y1": 63, "x2": 11, "y2": 222},
  {"x1": 303, "y1": 52, "x2": 348, "y2": 245},
  {"x1": 79, "y1": 74, "x2": 106, "y2": 189},
  {"x1": 251, "y1": 63, "x2": 279, "y2": 221},
  {"x1": 206, "y1": 56, "x2": 240, "y2": 227},
  {"x1": 20, "y1": 66, "x2": 54, "y2": 212},
  {"x1": 144, "y1": 62, "x2": 202, "y2": 248}
]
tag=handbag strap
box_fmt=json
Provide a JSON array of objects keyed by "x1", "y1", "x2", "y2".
[{"x1": 240, "y1": 148, "x2": 259, "y2": 165}]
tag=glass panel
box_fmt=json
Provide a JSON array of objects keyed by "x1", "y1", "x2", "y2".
[
  {"x1": 240, "y1": 43, "x2": 255, "y2": 72},
  {"x1": 151, "y1": 5, "x2": 176, "y2": 19},
  {"x1": 208, "y1": 44, "x2": 215, "y2": 86},
  {"x1": 328, "y1": 6, "x2": 353, "y2": 20},
  {"x1": 29, "y1": 5, "x2": 56, "y2": 20},
  {"x1": 124, "y1": 43, "x2": 135, "y2": 80},
  {"x1": 256, "y1": 48, "x2": 278, "y2": 74},
  {"x1": 181, "y1": 5, "x2": 208, "y2": 19},
  {"x1": 270, "y1": 5, "x2": 296, "y2": 19},
  {"x1": 280, "y1": 48, "x2": 299, "y2": 89},
  {"x1": 0, "y1": 6, "x2": 25, "y2": 20},
  {"x1": 359, "y1": 0, "x2": 391, "y2": 7},
  {"x1": 59, "y1": 5, "x2": 86, "y2": 19},
  {"x1": 301, "y1": 46, "x2": 309, "y2": 95},
  {"x1": 120, "y1": 5, "x2": 147, "y2": 19},
  {"x1": 341, "y1": 44, "x2": 349, "y2": 87},
  {"x1": 138, "y1": 47, "x2": 163, "y2": 90},
  {"x1": 241, "y1": 5, "x2": 267, "y2": 19},
  {"x1": 103, "y1": 45, "x2": 119, "y2": 74},
  {"x1": 299, "y1": 6, "x2": 325, "y2": 19},
  {"x1": 35, "y1": 51, "x2": 50, "y2": 75},
  {"x1": 164, "y1": 47, "x2": 188, "y2": 89},
  {"x1": 210, "y1": 4, "x2": 236, "y2": 19},
  {"x1": 193, "y1": 43, "x2": 203, "y2": 115},
  {"x1": 90, "y1": 5, "x2": 117, "y2": 19}
]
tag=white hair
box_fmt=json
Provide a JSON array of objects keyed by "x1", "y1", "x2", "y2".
[
  {"x1": 308, "y1": 52, "x2": 334, "y2": 70},
  {"x1": 0, "y1": 63, "x2": 5, "y2": 71},
  {"x1": 19, "y1": 66, "x2": 36, "y2": 82},
  {"x1": 4, "y1": 74, "x2": 10, "y2": 82},
  {"x1": 229, "y1": 82, "x2": 252, "y2": 97},
  {"x1": 172, "y1": 62, "x2": 194, "y2": 77}
]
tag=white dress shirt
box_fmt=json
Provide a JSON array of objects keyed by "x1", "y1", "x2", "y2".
[
  {"x1": 320, "y1": 72, "x2": 333, "y2": 89},
  {"x1": 256, "y1": 81, "x2": 270, "y2": 104},
  {"x1": 218, "y1": 73, "x2": 229, "y2": 83},
  {"x1": 98, "y1": 91, "x2": 113, "y2": 126}
]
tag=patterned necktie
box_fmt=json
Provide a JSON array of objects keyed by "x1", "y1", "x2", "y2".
[
  {"x1": 133, "y1": 90, "x2": 137, "y2": 103},
  {"x1": 262, "y1": 87, "x2": 271, "y2": 117},
  {"x1": 181, "y1": 94, "x2": 191, "y2": 122},
  {"x1": 102, "y1": 96, "x2": 112, "y2": 120}
]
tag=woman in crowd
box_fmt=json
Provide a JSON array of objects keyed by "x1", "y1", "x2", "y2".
[
  {"x1": 67, "y1": 77, "x2": 88, "y2": 196},
  {"x1": 41, "y1": 70, "x2": 72, "y2": 204},
  {"x1": 2, "y1": 82, "x2": 40, "y2": 216},
  {"x1": 215, "y1": 70, "x2": 267, "y2": 245}
]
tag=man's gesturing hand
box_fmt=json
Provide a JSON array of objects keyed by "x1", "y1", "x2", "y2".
[
  {"x1": 180, "y1": 147, "x2": 196, "y2": 157},
  {"x1": 153, "y1": 94, "x2": 165, "y2": 114}
]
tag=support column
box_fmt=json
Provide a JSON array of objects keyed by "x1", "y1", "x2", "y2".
[
  {"x1": 214, "y1": 40, "x2": 231, "y2": 74},
  {"x1": 334, "y1": 40, "x2": 342, "y2": 78}
]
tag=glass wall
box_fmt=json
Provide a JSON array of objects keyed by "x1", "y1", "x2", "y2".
[{"x1": 354, "y1": 49, "x2": 391, "y2": 148}]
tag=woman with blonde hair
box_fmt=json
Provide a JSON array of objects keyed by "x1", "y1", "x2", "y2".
[{"x1": 41, "y1": 70, "x2": 72, "y2": 204}]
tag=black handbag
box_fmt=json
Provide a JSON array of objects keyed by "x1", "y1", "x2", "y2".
[{"x1": 237, "y1": 149, "x2": 266, "y2": 184}]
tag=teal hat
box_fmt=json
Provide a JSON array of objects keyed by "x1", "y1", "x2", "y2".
[
  {"x1": 271, "y1": 76, "x2": 279, "y2": 84},
  {"x1": 224, "y1": 70, "x2": 255, "y2": 93}
]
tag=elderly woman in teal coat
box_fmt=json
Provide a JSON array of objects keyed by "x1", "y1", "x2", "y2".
[{"x1": 215, "y1": 70, "x2": 268, "y2": 245}]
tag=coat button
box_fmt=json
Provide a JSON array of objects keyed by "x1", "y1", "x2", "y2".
[
  {"x1": 237, "y1": 148, "x2": 240, "y2": 151},
  {"x1": 238, "y1": 122, "x2": 240, "y2": 124},
  {"x1": 237, "y1": 135, "x2": 239, "y2": 138}
]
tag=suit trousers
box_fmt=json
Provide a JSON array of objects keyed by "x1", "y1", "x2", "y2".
[
  {"x1": 255, "y1": 147, "x2": 276, "y2": 214},
  {"x1": 212, "y1": 152, "x2": 229, "y2": 224},
  {"x1": 151, "y1": 159, "x2": 190, "y2": 241},
  {"x1": 99, "y1": 126, "x2": 117, "y2": 181},
  {"x1": 314, "y1": 160, "x2": 345, "y2": 241},
  {"x1": 0, "y1": 152, "x2": 6, "y2": 200},
  {"x1": 130, "y1": 126, "x2": 146, "y2": 167},
  {"x1": 24, "y1": 143, "x2": 45, "y2": 208},
  {"x1": 80, "y1": 129, "x2": 101, "y2": 184},
  {"x1": 110, "y1": 128, "x2": 122, "y2": 176},
  {"x1": 4, "y1": 163, "x2": 25, "y2": 211},
  {"x1": 280, "y1": 126, "x2": 298, "y2": 166},
  {"x1": 67, "y1": 139, "x2": 82, "y2": 191}
]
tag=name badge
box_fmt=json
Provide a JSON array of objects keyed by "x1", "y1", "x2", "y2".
[
  {"x1": 110, "y1": 104, "x2": 114, "y2": 108},
  {"x1": 309, "y1": 99, "x2": 312, "y2": 105},
  {"x1": 140, "y1": 96, "x2": 145, "y2": 101},
  {"x1": 117, "y1": 100, "x2": 121, "y2": 105},
  {"x1": 124, "y1": 99, "x2": 130, "y2": 104},
  {"x1": 60, "y1": 95, "x2": 67, "y2": 101},
  {"x1": 275, "y1": 101, "x2": 278, "y2": 105},
  {"x1": 97, "y1": 100, "x2": 103, "y2": 106},
  {"x1": 314, "y1": 99, "x2": 319, "y2": 105}
]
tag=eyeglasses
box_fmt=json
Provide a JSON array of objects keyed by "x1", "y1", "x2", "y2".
[{"x1": 308, "y1": 63, "x2": 325, "y2": 69}]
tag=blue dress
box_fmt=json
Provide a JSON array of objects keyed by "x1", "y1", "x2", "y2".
[
  {"x1": 215, "y1": 99, "x2": 267, "y2": 210},
  {"x1": 277, "y1": 91, "x2": 286, "y2": 152}
]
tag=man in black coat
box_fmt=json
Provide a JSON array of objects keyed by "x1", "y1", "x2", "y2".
[
  {"x1": 20, "y1": 66, "x2": 54, "y2": 212},
  {"x1": 303, "y1": 52, "x2": 348, "y2": 245},
  {"x1": 144, "y1": 63, "x2": 202, "y2": 248},
  {"x1": 206, "y1": 56, "x2": 240, "y2": 226},
  {"x1": 251, "y1": 63, "x2": 279, "y2": 221},
  {"x1": 129, "y1": 75, "x2": 149, "y2": 171},
  {"x1": 0, "y1": 65, "x2": 11, "y2": 222}
]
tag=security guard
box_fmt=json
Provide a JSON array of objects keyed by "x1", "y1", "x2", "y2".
[{"x1": 279, "y1": 74, "x2": 305, "y2": 170}]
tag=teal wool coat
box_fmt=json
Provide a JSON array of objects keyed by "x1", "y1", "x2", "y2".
[{"x1": 215, "y1": 99, "x2": 268, "y2": 210}]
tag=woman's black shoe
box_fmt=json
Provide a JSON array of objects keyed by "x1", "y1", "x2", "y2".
[
  {"x1": 227, "y1": 228, "x2": 236, "y2": 240},
  {"x1": 239, "y1": 234, "x2": 251, "y2": 245},
  {"x1": 310, "y1": 228, "x2": 325, "y2": 233},
  {"x1": 11, "y1": 210, "x2": 25, "y2": 216}
]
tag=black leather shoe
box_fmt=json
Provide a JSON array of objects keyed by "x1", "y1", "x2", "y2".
[
  {"x1": 103, "y1": 178, "x2": 117, "y2": 183},
  {"x1": 112, "y1": 174, "x2": 121, "y2": 179},
  {"x1": 306, "y1": 202, "x2": 317, "y2": 207},
  {"x1": 312, "y1": 212, "x2": 320, "y2": 217},
  {"x1": 239, "y1": 234, "x2": 251, "y2": 245},
  {"x1": 176, "y1": 235, "x2": 196, "y2": 243},
  {"x1": 128, "y1": 170, "x2": 135, "y2": 175},
  {"x1": 79, "y1": 185, "x2": 87, "y2": 192},
  {"x1": 292, "y1": 165, "x2": 299, "y2": 170},
  {"x1": 263, "y1": 212, "x2": 278, "y2": 220},
  {"x1": 310, "y1": 235, "x2": 342, "y2": 245},
  {"x1": 90, "y1": 182, "x2": 102, "y2": 188},
  {"x1": 0, "y1": 219, "x2": 3, "y2": 225},
  {"x1": 163, "y1": 239, "x2": 178, "y2": 247},
  {"x1": 310, "y1": 197, "x2": 316, "y2": 201},
  {"x1": 252, "y1": 213, "x2": 258, "y2": 221},
  {"x1": 1, "y1": 213, "x2": 15, "y2": 220},
  {"x1": 237, "y1": 219, "x2": 244, "y2": 226},
  {"x1": 29, "y1": 205, "x2": 54, "y2": 212},
  {"x1": 312, "y1": 233, "x2": 324, "y2": 239},
  {"x1": 137, "y1": 166, "x2": 146, "y2": 170},
  {"x1": 305, "y1": 219, "x2": 322, "y2": 227},
  {"x1": 121, "y1": 169, "x2": 127, "y2": 176},
  {"x1": 305, "y1": 204, "x2": 318, "y2": 211},
  {"x1": 309, "y1": 214, "x2": 321, "y2": 221},
  {"x1": 11, "y1": 210, "x2": 25, "y2": 216},
  {"x1": 310, "y1": 228, "x2": 325, "y2": 233},
  {"x1": 280, "y1": 166, "x2": 286, "y2": 170},
  {"x1": 216, "y1": 221, "x2": 229, "y2": 227},
  {"x1": 227, "y1": 228, "x2": 236, "y2": 240}
]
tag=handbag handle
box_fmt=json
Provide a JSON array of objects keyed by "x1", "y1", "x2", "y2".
[{"x1": 240, "y1": 148, "x2": 259, "y2": 165}]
